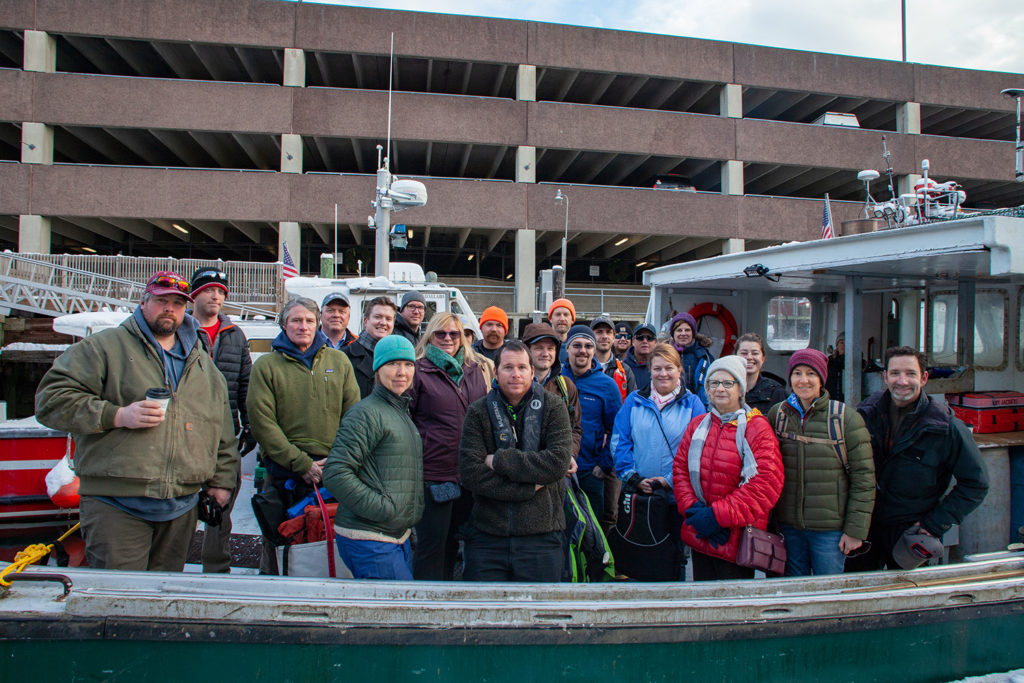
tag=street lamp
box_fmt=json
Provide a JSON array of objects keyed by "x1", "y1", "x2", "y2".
[
  {"x1": 1001, "y1": 88, "x2": 1024, "y2": 182},
  {"x1": 554, "y1": 189, "x2": 569, "y2": 274}
]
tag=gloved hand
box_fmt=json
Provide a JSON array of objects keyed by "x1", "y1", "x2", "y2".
[
  {"x1": 708, "y1": 527, "x2": 731, "y2": 548},
  {"x1": 685, "y1": 504, "x2": 725, "y2": 540},
  {"x1": 238, "y1": 425, "x2": 258, "y2": 456}
]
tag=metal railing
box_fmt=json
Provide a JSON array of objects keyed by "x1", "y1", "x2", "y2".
[
  {"x1": 447, "y1": 278, "x2": 650, "y2": 319},
  {"x1": 0, "y1": 253, "x2": 281, "y2": 318}
]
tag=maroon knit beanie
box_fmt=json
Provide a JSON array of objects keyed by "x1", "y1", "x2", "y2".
[{"x1": 788, "y1": 348, "x2": 828, "y2": 384}]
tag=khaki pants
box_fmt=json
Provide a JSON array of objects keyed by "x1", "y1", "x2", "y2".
[{"x1": 80, "y1": 495, "x2": 198, "y2": 571}]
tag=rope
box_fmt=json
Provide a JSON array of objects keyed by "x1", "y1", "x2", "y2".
[{"x1": 0, "y1": 522, "x2": 81, "y2": 587}]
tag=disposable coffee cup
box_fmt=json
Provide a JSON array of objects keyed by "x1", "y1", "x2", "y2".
[{"x1": 145, "y1": 387, "x2": 171, "y2": 411}]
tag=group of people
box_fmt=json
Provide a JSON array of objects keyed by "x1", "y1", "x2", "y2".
[{"x1": 35, "y1": 280, "x2": 989, "y2": 583}]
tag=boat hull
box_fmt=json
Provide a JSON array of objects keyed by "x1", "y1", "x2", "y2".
[{"x1": 2, "y1": 559, "x2": 1024, "y2": 681}]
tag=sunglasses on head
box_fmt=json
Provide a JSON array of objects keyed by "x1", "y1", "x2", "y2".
[
  {"x1": 194, "y1": 269, "x2": 227, "y2": 282},
  {"x1": 433, "y1": 330, "x2": 461, "y2": 340},
  {"x1": 635, "y1": 334, "x2": 655, "y2": 342},
  {"x1": 152, "y1": 275, "x2": 190, "y2": 294}
]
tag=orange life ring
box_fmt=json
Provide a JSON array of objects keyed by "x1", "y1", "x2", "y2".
[{"x1": 688, "y1": 302, "x2": 739, "y2": 357}]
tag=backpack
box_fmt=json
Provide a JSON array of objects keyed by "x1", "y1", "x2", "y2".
[
  {"x1": 563, "y1": 474, "x2": 616, "y2": 583},
  {"x1": 607, "y1": 488, "x2": 679, "y2": 581},
  {"x1": 773, "y1": 400, "x2": 849, "y2": 472}
]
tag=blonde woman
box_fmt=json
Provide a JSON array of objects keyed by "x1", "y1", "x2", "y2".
[{"x1": 407, "y1": 313, "x2": 491, "y2": 580}]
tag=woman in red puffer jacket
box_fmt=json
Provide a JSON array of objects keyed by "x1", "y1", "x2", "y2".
[{"x1": 673, "y1": 356, "x2": 784, "y2": 580}]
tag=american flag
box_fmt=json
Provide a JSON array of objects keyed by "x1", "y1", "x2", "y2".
[
  {"x1": 821, "y1": 194, "x2": 835, "y2": 240},
  {"x1": 281, "y1": 242, "x2": 298, "y2": 279}
]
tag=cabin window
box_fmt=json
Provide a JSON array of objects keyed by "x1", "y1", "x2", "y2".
[
  {"x1": 929, "y1": 290, "x2": 1007, "y2": 369},
  {"x1": 766, "y1": 296, "x2": 811, "y2": 351}
]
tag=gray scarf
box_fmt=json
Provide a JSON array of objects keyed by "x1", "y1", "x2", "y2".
[{"x1": 686, "y1": 405, "x2": 759, "y2": 504}]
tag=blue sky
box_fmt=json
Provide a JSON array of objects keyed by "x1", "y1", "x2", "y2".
[{"x1": 299, "y1": 0, "x2": 1024, "y2": 74}]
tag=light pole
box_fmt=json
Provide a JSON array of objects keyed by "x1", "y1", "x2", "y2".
[
  {"x1": 554, "y1": 189, "x2": 569, "y2": 274},
  {"x1": 1001, "y1": 88, "x2": 1024, "y2": 182}
]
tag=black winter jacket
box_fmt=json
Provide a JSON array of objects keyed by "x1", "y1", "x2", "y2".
[
  {"x1": 745, "y1": 373, "x2": 787, "y2": 414},
  {"x1": 459, "y1": 389, "x2": 572, "y2": 537},
  {"x1": 195, "y1": 312, "x2": 251, "y2": 431},
  {"x1": 857, "y1": 390, "x2": 988, "y2": 536},
  {"x1": 342, "y1": 334, "x2": 377, "y2": 398}
]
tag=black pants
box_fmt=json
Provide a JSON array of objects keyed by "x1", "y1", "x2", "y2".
[
  {"x1": 691, "y1": 550, "x2": 754, "y2": 581},
  {"x1": 463, "y1": 528, "x2": 564, "y2": 582},
  {"x1": 412, "y1": 483, "x2": 472, "y2": 581},
  {"x1": 844, "y1": 521, "x2": 912, "y2": 572}
]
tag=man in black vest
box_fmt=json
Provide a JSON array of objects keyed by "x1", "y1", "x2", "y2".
[{"x1": 189, "y1": 267, "x2": 253, "y2": 573}]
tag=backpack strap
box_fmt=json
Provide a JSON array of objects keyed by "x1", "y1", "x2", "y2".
[
  {"x1": 827, "y1": 400, "x2": 849, "y2": 473},
  {"x1": 774, "y1": 402, "x2": 849, "y2": 473},
  {"x1": 555, "y1": 375, "x2": 571, "y2": 408}
]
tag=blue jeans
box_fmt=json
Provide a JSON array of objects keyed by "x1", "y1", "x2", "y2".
[
  {"x1": 335, "y1": 535, "x2": 413, "y2": 580},
  {"x1": 779, "y1": 525, "x2": 846, "y2": 577}
]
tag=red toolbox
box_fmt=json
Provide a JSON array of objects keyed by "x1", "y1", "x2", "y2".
[
  {"x1": 947, "y1": 391, "x2": 1024, "y2": 408},
  {"x1": 950, "y1": 404, "x2": 1023, "y2": 434}
]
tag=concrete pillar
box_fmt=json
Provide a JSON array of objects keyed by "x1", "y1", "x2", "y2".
[
  {"x1": 516, "y1": 64, "x2": 536, "y2": 102},
  {"x1": 721, "y1": 159, "x2": 744, "y2": 195},
  {"x1": 897, "y1": 173, "x2": 922, "y2": 197},
  {"x1": 21, "y1": 122, "x2": 54, "y2": 164},
  {"x1": 279, "y1": 221, "x2": 301, "y2": 272},
  {"x1": 897, "y1": 101, "x2": 921, "y2": 135},
  {"x1": 722, "y1": 238, "x2": 745, "y2": 254},
  {"x1": 280, "y1": 133, "x2": 302, "y2": 173},
  {"x1": 23, "y1": 30, "x2": 56, "y2": 73},
  {"x1": 283, "y1": 48, "x2": 305, "y2": 87},
  {"x1": 720, "y1": 83, "x2": 742, "y2": 119},
  {"x1": 19, "y1": 215, "x2": 51, "y2": 253},
  {"x1": 514, "y1": 228, "x2": 536, "y2": 314},
  {"x1": 516, "y1": 146, "x2": 536, "y2": 183}
]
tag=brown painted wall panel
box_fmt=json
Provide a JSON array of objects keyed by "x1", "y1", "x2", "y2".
[
  {"x1": 0, "y1": 0, "x2": 34, "y2": 30},
  {"x1": 32, "y1": 0, "x2": 293, "y2": 48},
  {"x1": 528, "y1": 103, "x2": 734, "y2": 159},
  {"x1": 294, "y1": 89, "x2": 526, "y2": 145},
  {"x1": 0, "y1": 164, "x2": 31, "y2": 215},
  {"x1": 30, "y1": 166, "x2": 291, "y2": 221},
  {"x1": 32, "y1": 73, "x2": 293, "y2": 132},
  {"x1": 0, "y1": 70, "x2": 33, "y2": 122},
  {"x1": 734, "y1": 45, "x2": 913, "y2": 101},
  {"x1": 914, "y1": 64, "x2": 1022, "y2": 111},
  {"x1": 528, "y1": 23, "x2": 732, "y2": 83},
  {"x1": 913, "y1": 135, "x2": 1015, "y2": 182},
  {"x1": 295, "y1": 4, "x2": 527, "y2": 63},
  {"x1": 737, "y1": 118, "x2": 917, "y2": 173},
  {"x1": 739, "y1": 195, "x2": 830, "y2": 242}
]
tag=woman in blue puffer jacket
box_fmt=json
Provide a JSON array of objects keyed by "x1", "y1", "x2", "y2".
[{"x1": 611, "y1": 343, "x2": 706, "y2": 580}]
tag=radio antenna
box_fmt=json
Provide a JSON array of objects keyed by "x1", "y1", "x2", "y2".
[{"x1": 386, "y1": 32, "x2": 394, "y2": 170}]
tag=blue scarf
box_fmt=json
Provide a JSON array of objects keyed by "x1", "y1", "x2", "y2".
[{"x1": 272, "y1": 329, "x2": 328, "y2": 369}]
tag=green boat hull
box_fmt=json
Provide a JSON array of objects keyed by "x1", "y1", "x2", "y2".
[{"x1": 3, "y1": 558, "x2": 1024, "y2": 682}]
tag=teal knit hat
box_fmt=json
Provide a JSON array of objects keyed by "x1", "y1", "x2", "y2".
[{"x1": 372, "y1": 334, "x2": 416, "y2": 372}]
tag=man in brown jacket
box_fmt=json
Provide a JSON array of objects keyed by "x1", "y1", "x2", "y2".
[{"x1": 36, "y1": 271, "x2": 238, "y2": 572}]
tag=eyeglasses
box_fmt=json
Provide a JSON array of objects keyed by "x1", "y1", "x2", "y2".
[
  {"x1": 634, "y1": 335, "x2": 656, "y2": 342},
  {"x1": 707, "y1": 379, "x2": 738, "y2": 389},
  {"x1": 845, "y1": 540, "x2": 872, "y2": 559},
  {"x1": 151, "y1": 275, "x2": 190, "y2": 294},
  {"x1": 432, "y1": 330, "x2": 461, "y2": 340},
  {"x1": 404, "y1": 303, "x2": 426, "y2": 311}
]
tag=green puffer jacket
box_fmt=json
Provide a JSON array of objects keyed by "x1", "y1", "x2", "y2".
[
  {"x1": 247, "y1": 346, "x2": 361, "y2": 476},
  {"x1": 34, "y1": 315, "x2": 238, "y2": 498},
  {"x1": 323, "y1": 384, "x2": 424, "y2": 538},
  {"x1": 767, "y1": 393, "x2": 876, "y2": 540}
]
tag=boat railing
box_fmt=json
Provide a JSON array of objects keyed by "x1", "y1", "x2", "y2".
[{"x1": 0, "y1": 252, "x2": 281, "y2": 318}]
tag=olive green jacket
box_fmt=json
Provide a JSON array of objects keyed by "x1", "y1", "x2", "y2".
[
  {"x1": 35, "y1": 315, "x2": 238, "y2": 498},
  {"x1": 767, "y1": 393, "x2": 876, "y2": 539},
  {"x1": 247, "y1": 345, "x2": 361, "y2": 476}
]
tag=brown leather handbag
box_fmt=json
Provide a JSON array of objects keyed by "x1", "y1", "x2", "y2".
[{"x1": 735, "y1": 525, "x2": 787, "y2": 575}]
